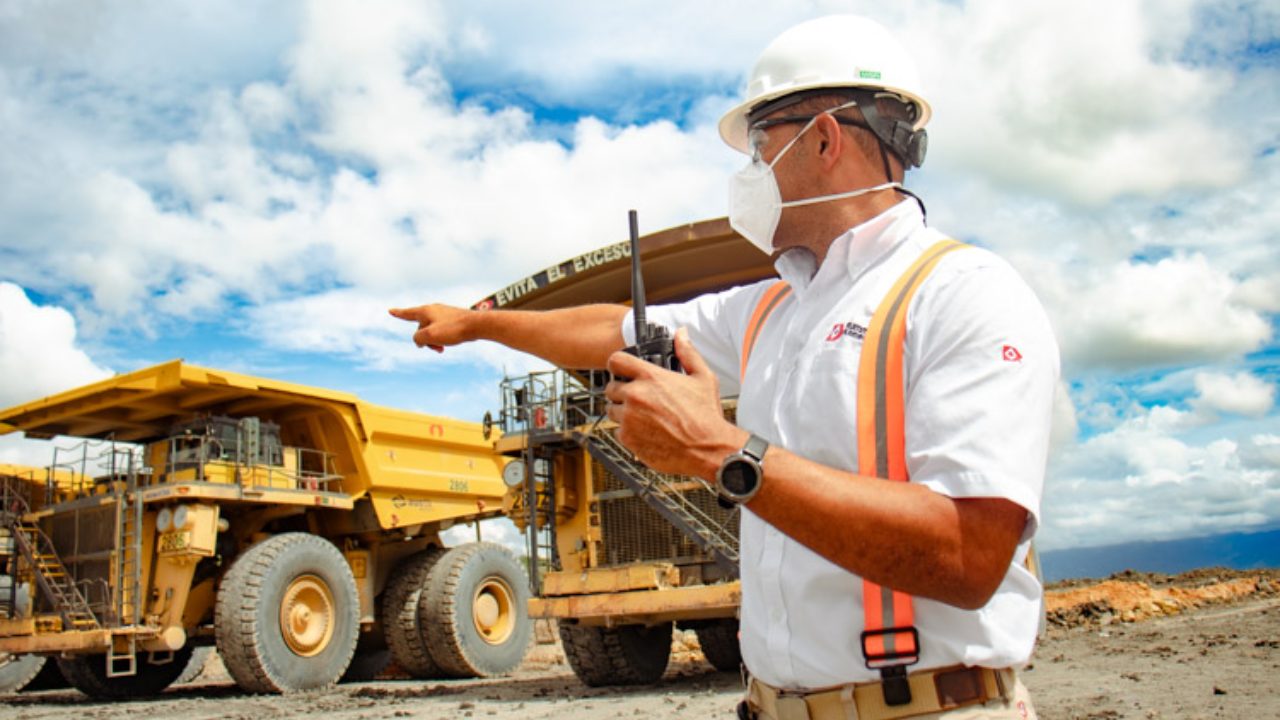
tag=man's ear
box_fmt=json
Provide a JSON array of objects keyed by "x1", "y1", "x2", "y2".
[{"x1": 812, "y1": 113, "x2": 844, "y2": 171}]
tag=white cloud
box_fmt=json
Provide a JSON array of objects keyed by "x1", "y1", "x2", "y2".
[
  {"x1": 1048, "y1": 380, "x2": 1080, "y2": 458},
  {"x1": 1042, "y1": 400, "x2": 1280, "y2": 550},
  {"x1": 4, "y1": 0, "x2": 1274, "y2": 348},
  {"x1": 1233, "y1": 273, "x2": 1280, "y2": 314},
  {"x1": 245, "y1": 288, "x2": 555, "y2": 383},
  {"x1": 920, "y1": 0, "x2": 1247, "y2": 206},
  {"x1": 1037, "y1": 253, "x2": 1271, "y2": 371},
  {"x1": 1, "y1": 0, "x2": 740, "y2": 338},
  {"x1": 1192, "y1": 371, "x2": 1276, "y2": 418},
  {"x1": 0, "y1": 284, "x2": 113, "y2": 467},
  {"x1": 0, "y1": 283, "x2": 111, "y2": 408}
]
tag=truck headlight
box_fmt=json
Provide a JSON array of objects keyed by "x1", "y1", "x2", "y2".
[
  {"x1": 173, "y1": 504, "x2": 191, "y2": 530},
  {"x1": 502, "y1": 460, "x2": 527, "y2": 488},
  {"x1": 156, "y1": 507, "x2": 173, "y2": 533}
]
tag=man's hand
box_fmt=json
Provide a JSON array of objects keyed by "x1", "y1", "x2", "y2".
[
  {"x1": 604, "y1": 328, "x2": 746, "y2": 479},
  {"x1": 389, "y1": 304, "x2": 474, "y2": 353}
]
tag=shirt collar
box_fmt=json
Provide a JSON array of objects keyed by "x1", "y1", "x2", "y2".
[{"x1": 773, "y1": 199, "x2": 925, "y2": 297}]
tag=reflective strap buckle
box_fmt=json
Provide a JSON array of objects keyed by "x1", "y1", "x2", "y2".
[
  {"x1": 860, "y1": 627, "x2": 920, "y2": 707},
  {"x1": 859, "y1": 626, "x2": 920, "y2": 667}
]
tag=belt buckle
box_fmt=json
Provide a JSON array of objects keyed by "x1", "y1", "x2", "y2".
[{"x1": 933, "y1": 667, "x2": 989, "y2": 709}]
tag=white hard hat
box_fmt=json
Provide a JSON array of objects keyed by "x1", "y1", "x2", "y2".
[{"x1": 719, "y1": 15, "x2": 932, "y2": 154}]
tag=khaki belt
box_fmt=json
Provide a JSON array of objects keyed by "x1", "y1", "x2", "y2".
[{"x1": 746, "y1": 666, "x2": 1015, "y2": 720}]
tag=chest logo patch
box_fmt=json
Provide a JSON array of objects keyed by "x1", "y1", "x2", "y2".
[
  {"x1": 1002, "y1": 345, "x2": 1023, "y2": 362},
  {"x1": 826, "y1": 322, "x2": 867, "y2": 342}
]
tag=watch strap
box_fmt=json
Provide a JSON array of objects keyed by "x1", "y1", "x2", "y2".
[{"x1": 743, "y1": 433, "x2": 769, "y2": 463}]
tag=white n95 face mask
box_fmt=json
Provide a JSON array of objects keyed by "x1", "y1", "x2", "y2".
[{"x1": 729, "y1": 110, "x2": 903, "y2": 255}]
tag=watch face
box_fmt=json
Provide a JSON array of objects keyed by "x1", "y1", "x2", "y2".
[{"x1": 721, "y1": 459, "x2": 757, "y2": 496}]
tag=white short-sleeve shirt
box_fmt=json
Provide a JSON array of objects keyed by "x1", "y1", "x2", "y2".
[{"x1": 623, "y1": 200, "x2": 1060, "y2": 690}]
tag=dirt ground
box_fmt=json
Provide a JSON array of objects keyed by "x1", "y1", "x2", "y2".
[{"x1": 2, "y1": 568, "x2": 1277, "y2": 719}]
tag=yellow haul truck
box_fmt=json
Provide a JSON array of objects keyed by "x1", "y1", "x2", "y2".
[
  {"x1": 0, "y1": 361, "x2": 531, "y2": 698},
  {"x1": 472, "y1": 218, "x2": 775, "y2": 686}
]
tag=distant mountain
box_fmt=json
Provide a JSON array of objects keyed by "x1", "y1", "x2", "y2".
[{"x1": 1039, "y1": 528, "x2": 1280, "y2": 583}]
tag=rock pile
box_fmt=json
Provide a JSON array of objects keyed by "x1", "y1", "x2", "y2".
[{"x1": 1044, "y1": 567, "x2": 1279, "y2": 629}]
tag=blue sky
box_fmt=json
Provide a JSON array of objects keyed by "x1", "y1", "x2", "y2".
[{"x1": 1, "y1": 0, "x2": 1277, "y2": 553}]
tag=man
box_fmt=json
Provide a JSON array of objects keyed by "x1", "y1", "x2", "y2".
[{"x1": 392, "y1": 15, "x2": 1057, "y2": 720}]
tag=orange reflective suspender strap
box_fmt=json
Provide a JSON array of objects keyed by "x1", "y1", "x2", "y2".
[
  {"x1": 739, "y1": 281, "x2": 793, "y2": 382},
  {"x1": 857, "y1": 238, "x2": 967, "y2": 706}
]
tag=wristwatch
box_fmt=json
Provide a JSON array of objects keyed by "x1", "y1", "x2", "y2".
[{"x1": 715, "y1": 434, "x2": 769, "y2": 504}]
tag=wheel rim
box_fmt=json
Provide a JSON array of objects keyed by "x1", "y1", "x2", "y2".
[
  {"x1": 279, "y1": 574, "x2": 336, "y2": 657},
  {"x1": 472, "y1": 575, "x2": 516, "y2": 645}
]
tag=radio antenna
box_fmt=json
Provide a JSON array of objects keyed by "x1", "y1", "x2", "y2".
[{"x1": 629, "y1": 209, "x2": 647, "y2": 343}]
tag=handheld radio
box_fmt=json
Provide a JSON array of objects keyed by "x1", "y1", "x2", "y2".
[{"x1": 621, "y1": 209, "x2": 680, "y2": 374}]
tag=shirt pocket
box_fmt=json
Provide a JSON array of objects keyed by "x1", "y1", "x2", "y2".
[{"x1": 785, "y1": 342, "x2": 862, "y2": 472}]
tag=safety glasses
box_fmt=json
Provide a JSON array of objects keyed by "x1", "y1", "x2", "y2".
[{"x1": 746, "y1": 100, "x2": 870, "y2": 161}]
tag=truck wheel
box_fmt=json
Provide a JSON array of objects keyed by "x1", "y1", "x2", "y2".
[
  {"x1": 381, "y1": 547, "x2": 446, "y2": 678},
  {"x1": 694, "y1": 619, "x2": 741, "y2": 672},
  {"x1": 559, "y1": 621, "x2": 672, "y2": 686},
  {"x1": 21, "y1": 657, "x2": 68, "y2": 691},
  {"x1": 420, "y1": 542, "x2": 532, "y2": 678},
  {"x1": 215, "y1": 533, "x2": 359, "y2": 693},
  {"x1": 0, "y1": 654, "x2": 45, "y2": 694},
  {"x1": 56, "y1": 647, "x2": 194, "y2": 699}
]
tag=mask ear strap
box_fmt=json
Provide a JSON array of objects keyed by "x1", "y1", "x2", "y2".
[
  {"x1": 895, "y1": 186, "x2": 928, "y2": 223},
  {"x1": 768, "y1": 115, "x2": 822, "y2": 169}
]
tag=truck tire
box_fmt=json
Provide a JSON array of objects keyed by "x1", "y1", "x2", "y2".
[
  {"x1": 174, "y1": 646, "x2": 214, "y2": 685},
  {"x1": 419, "y1": 542, "x2": 532, "y2": 678},
  {"x1": 215, "y1": 533, "x2": 359, "y2": 693},
  {"x1": 56, "y1": 647, "x2": 194, "y2": 699},
  {"x1": 693, "y1": 619, "x2": 741, "y2": 672},
  {"x1": 559, "y1": 621, "x2": 672, "y2": 686},
  {"x1": 21, "y1": 657, "x2": 68, "y2": 691},
  {"x1": 381, "y1": 547, "x2": 446, "y2": 678},
  {"x1": 0, "y1": 654, "x2": 45, "y2": 694}
]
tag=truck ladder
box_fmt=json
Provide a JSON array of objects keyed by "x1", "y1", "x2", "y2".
[
  {"x1": 2, "y1": 504, "x2": 101, "y2": 632},
  {"x1": 522, "y1": 449, "x2": 559, "y2": 595},
  {"x1": 574, "y1": 429, "x2": 739, "y2": 576},
  {"x1": 108, "y1": 448, "x2": 143, "y2": 677}
]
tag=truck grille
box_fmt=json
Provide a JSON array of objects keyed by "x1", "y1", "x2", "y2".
[
  {"x1": 43, "y1": 504, "x2": 115, "y2": 617},
  {"x1": 593, "y1": 460, "x2": 739, "y2": 567}
]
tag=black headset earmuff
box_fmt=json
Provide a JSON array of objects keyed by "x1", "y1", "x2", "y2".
[
  {"x1": 855, "y1": 90, "x2": 927, "y2": 170},
  {"x1": 888, "y1": 120, "x2": 928, "y2": 169}
]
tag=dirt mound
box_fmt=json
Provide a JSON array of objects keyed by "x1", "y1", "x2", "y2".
[{"x1": 1044, "y1": 566, "x2": 1280, "y2": 628}]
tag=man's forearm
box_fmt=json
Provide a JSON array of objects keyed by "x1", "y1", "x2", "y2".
[
  {"x1": 473, "y1": 304, "x2": 629, "y2": 368},
  {"x1": 742, "y1": 446, "x2": 1028, "y2": 610}
]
